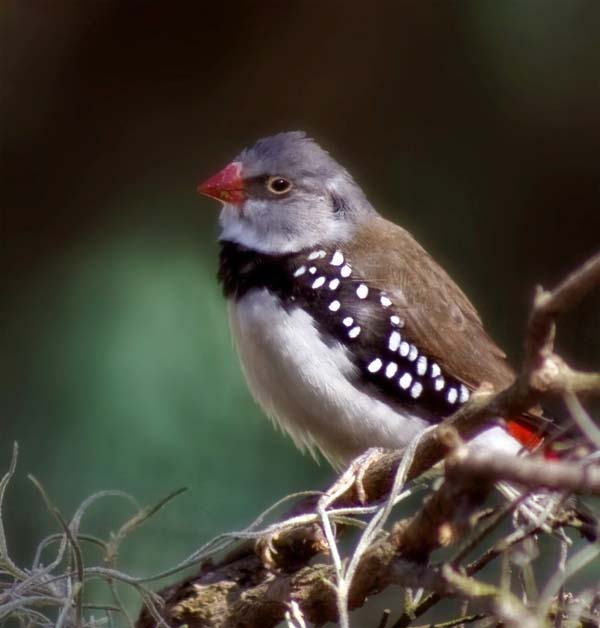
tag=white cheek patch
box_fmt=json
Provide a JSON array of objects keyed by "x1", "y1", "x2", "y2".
[{"x1": 219, "y1": 199, "x2": 355, "y2": 255}]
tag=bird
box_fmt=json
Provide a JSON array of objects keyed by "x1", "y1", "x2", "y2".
[
  {"x1": 197, "y1": 132, "x2": 599, "y2": 541},
  {"x1": 198, "y1": 131, "x2": 549, "y2": 471}
]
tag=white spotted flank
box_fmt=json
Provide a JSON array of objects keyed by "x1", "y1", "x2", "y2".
[
  {"x1": 329, "y1": 278, "x2": 340, "y2": 290},
  {"x1": 328, "y1": 300, "x2": 341, "y2": 312},
  {"x1": 340, "y1": 264, "x2": 352, "y2": 278},
  {"x1": 388, "y1": 330, "x2": 401, "y2": 352},
  {"x1": 459, "y1": 384, "x2": 470, "y2": 403},
  {"x1": 447, "y1": 387, "x2": 458, "y2": 404},
  {"x1": 385, "y1": 362, "x2": 398, "y2": 378},
  {"x1": 312, "y1": 276, "x2": 326, "y2": 289},
  {"x1": 416, "y1": 356, "x2": 428, "y2": 376},
  {"x1": 434, "y1": 376, "x2": 445, "y2": 391},
  {"x1": 380, "y1": 295, "x2": 392, "y2": 308},
  {"x1": 410, "y1": 382, "x2": 423, "y2": 399},
  {"x1": 356, "y1": 284, "x2": 369, "y2": 299},
  {"x1": 399, "y1": 372, "x2": 412, "y2": 389},
  {"x1": 330, "y1": 250, "x2": 344, "y2": 266},
  {"x1": 342, "y1": 316, "x2": 354, "y2": 327},
  {"x1": 367, "y1": 358, "x2": 383, "y2": 373},
  {"x1": 348, "y1": 326, "x2": 361, "y2": 338},
  {"x1": 293, "y1": 265, "x2": 306, "y2": 277}
]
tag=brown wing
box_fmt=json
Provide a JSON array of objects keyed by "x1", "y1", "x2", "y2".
[{"x1": 349, "y1": 215, "x2": 515, "y2": 392}]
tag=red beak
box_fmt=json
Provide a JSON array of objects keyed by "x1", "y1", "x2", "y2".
[{"x1": 197, "y1": 161, "x2": 246, "y2": 204}]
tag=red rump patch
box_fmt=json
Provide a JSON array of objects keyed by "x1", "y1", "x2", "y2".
[
  {"x1": 506, "y1": 419, "x2": 543, "y2": 451},
  {"x1": 506, "y1": 419, "x2": 559, "y2": 459}
]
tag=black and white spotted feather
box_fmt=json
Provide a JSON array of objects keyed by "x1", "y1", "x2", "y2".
[{"x1": 219, "y1": 241, "x2": 470, "y2": 422}]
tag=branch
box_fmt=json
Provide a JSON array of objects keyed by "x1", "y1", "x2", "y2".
[
  {"x1": 446, "y1": 445, "x2": 600, "y2": 496},
  {"x1": 525, "y1": 251, "x2": 600, "y2": 366},
  {"x1": 135, "y1": 437, "x2": 498, "y2": 628}
]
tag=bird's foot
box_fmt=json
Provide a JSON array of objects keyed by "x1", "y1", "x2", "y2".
[
  {"x1": 320, "y1": 447, "x2": 387, "y2": 509},
  {"x1": 255, "y1": 448, "x2": 387, "y2": 569},
  {"x1": 255, "y1": 522, "x2": 328, "y2": 571},
  {"x1": 255, "y1": 531, "x2": 280, "y2": 569}
]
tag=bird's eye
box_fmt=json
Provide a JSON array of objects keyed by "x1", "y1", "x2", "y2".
[{"x1": 266, "y1": 176, "x2": 292, "y2": 195}]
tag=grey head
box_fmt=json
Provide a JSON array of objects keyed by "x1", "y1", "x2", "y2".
[{"x1": 199, "y1": 131, "x2": 376, "y2": 254}]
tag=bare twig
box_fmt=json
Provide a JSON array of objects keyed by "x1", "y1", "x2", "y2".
[
  {"x1": 525, "y1": 251, "x2": 600, "y2": 365},
  {"x1": 563, "y1": 391, "x2": 600, "y2": 449},
  {"x1": 445, "y1": 445, "x2": 600, "y2": 496}
]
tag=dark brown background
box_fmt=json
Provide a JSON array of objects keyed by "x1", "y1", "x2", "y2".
[{"x1": 2, "y1": 1, "x2": 599, "y2": 622}]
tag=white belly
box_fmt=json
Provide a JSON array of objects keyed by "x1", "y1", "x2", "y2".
[{"x1": 228, "y1": 289, "x2": 430, "y2": 468}]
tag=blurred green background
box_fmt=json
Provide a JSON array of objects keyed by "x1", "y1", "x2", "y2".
[{"x1": 1, "y1": 1, "x2": 599, "y2": 624}]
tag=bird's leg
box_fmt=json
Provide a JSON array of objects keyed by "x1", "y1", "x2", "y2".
[
  {"x1": 258, "y1": 449, "x2": 388, "y2": 569},
  {"x1": 314, "y1": 448, "x2": 388, "y2": 580},
  {"x1": 320, "y1": 447, "x2": 388, "y2": 508},
  {"x1": 253, "y1": 492, "x2": 326, "y2": 570}
]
